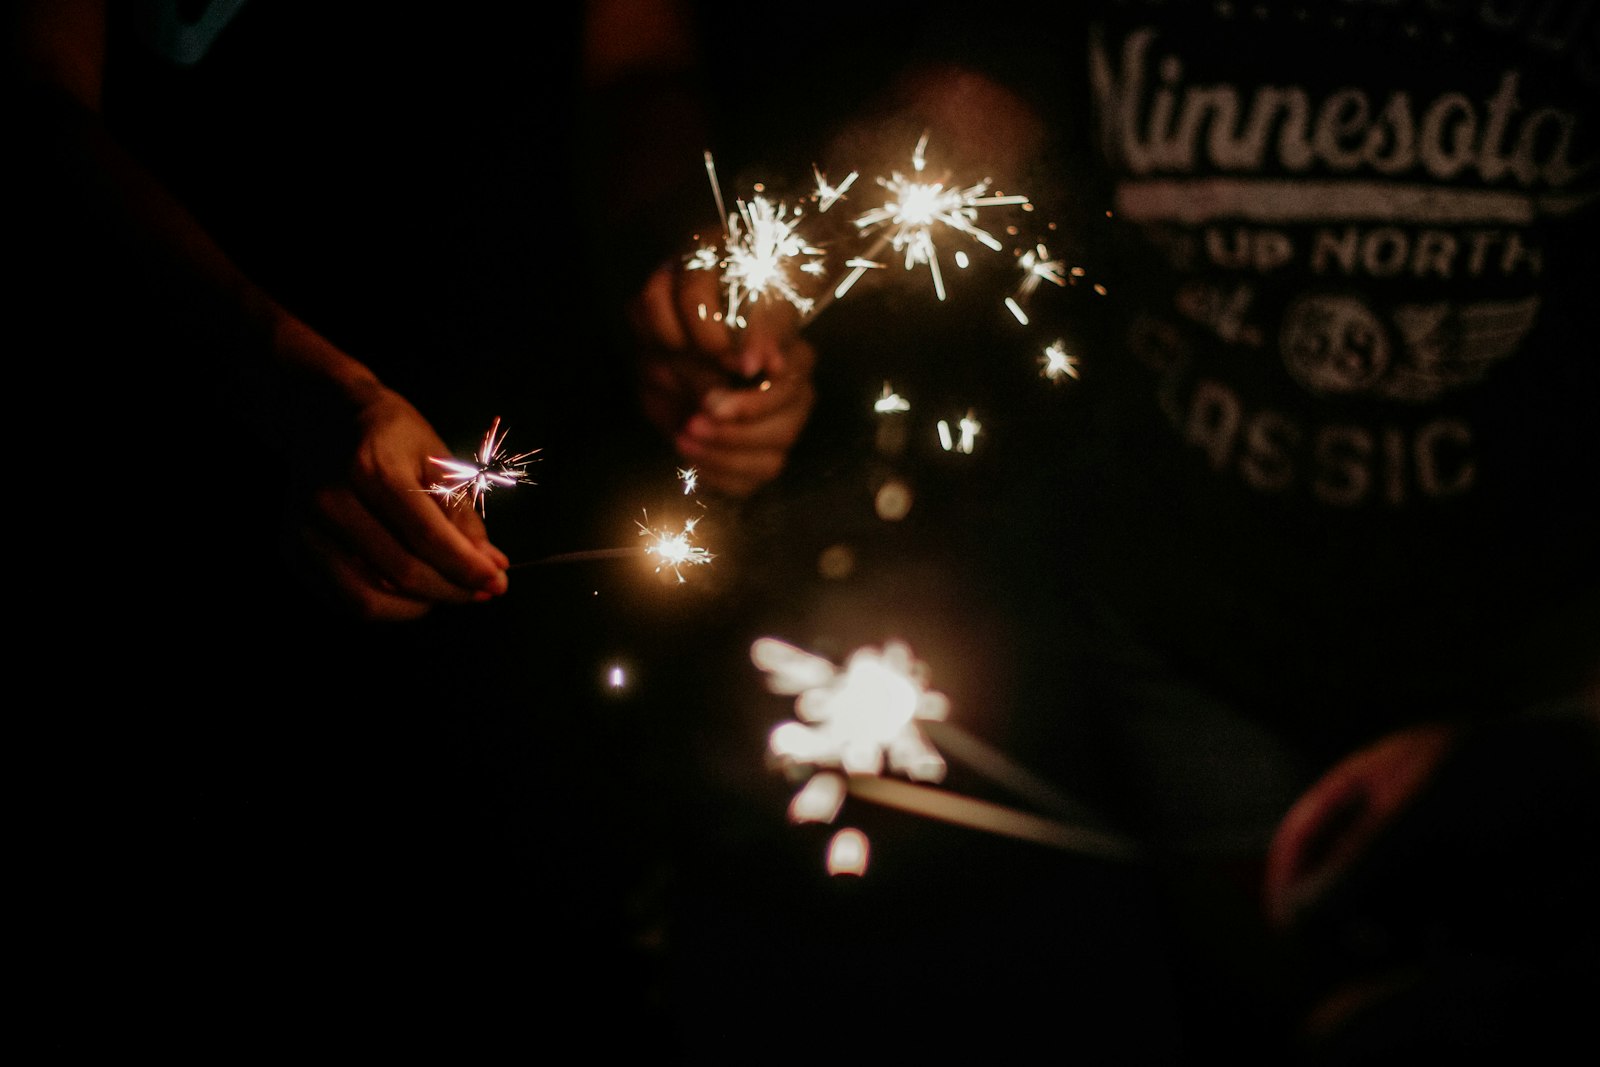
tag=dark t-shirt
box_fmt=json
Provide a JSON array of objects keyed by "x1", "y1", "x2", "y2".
[{"x1": 999, "y1": 1, "x2": 1600, "y2": 758}]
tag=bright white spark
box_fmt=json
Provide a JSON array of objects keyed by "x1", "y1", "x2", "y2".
[
  {"x1": 1007, "y1": 242, "x2": 1069, "y2": 324},
  {"x1": 812, "y1": 164, "x2": 858, "y2": 212},
  {"x1": 958, "y1": 410, "x2": 981, "y2": 453},
  {"x1": 849, "y1": 133, "x2": 1029, "y2": 301},
  {"x1": 874, "y1": 381, "x2": 910, "y2": 414},
  {"x1": 826, "y1": 827, "x2": 870, "y2": 876},
  {"x1": 688, "y1": 156, "x2": 825, "y2": 327},
  {"x1": 789, "y1": 771, "x2": 848, "y2": 824},
  {"x1": 638, "y1": 514, "x2": 714, "y2": 583},
  {"x1": 756, "y1": 637, "x2": 949, "y2": 785},
  {"x1": 1016, "y1": 242, "x2": 1067, "y2": 298},
  {"x1": 678, "y1": 467, "x2": 699, "y2": 495},
  {"x1": 1041, "y1": 340, "x2": 1080, "y2": 381},
  {"x1": 427, "y1": 416, "x2": 539, "y2": 517},
  {"x1": 830, "y1": 256, "x2": 886, "y2": 301},
  {"x1": 938, "y1": 410, "x2": 981, "y2": 454}
]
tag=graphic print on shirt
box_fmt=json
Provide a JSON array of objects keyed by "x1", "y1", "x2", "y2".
[{"x1": 1087, "y1": 4, "x2": 1597, "y2": 509}]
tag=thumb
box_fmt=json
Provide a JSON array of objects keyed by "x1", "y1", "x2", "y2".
[{"x1": 1263, "y1": 723, "x2": 1458, "y2": 931}]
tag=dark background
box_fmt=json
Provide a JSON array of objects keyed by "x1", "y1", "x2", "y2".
[{"x1": 15, "y1": 2, "x2": 1596, "y2": 1061}]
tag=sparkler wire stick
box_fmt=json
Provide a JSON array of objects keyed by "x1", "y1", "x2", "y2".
[
  {"x1": 919, "y1": 719, "x2": 1105, "y2": 826},
  {"x1": 705, "y1": 150, "x2": 730, "y2": 239},
  {"x1": 510, "y1": 547, "x2": 641, "y2": 568},
  {"x1": 846, "y1": 776, "x2": 1143, "y2": 861}
]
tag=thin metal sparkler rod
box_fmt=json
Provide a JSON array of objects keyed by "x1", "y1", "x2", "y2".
[
  {"x1": 510, "y1": 547, "x2": 640, "y2": 568},
  {"x1": 704, "y1": 151, "x2": 730, "y2": 240},
  {"x1": 921, "y1": 720, "x2": 1099, "y2": 825},
  {"x1": 847, "y1": 776, "x2": 1146, "y2": 862},
  {"x1": 807, "y1": 233, "x2": 891, "y2": 320}
]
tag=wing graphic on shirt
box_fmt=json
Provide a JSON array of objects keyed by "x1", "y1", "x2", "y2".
[{"x1": 1383, "y1": 296, "x2": 1541, "y2": 403}]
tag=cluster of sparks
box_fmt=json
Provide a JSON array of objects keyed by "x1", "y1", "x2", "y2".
[
  {"x1": 841, "y1": 133, "x2": 1031, "y2": 303},
  {"x1": 687, "y1": 136, "x2": 1090, "y2": 481},
  {"x1": 439, "y1": 133, "x2": 1103, "y2": 883},
  {"x1": 688, "y1": 154, "x2": 827, "y2": 326},
  {"x1": 692, "y1": 134, "x2": 1047, "y2": 329},
  {"x1": 937, "y1": 410, "x2": 982, "y2": 454},
  {"x1": 756, "y1": 638, "x2": 951, "y2": 871},
  {"x1": 1005, "y1": 242, "x2": 1068, "y2": 325},
  {"x1": 1041, "y1": 339, "x2": 1080, "y2": 381},
  {"x1": 754, "y1": 637, "x2": 1145, "y2": 873},
  {"x1": 427, "y1": 417, "x2": 539, "y2": 517},
  {"x1": 638, "y1": 513, "x2": 714, "y2": 583}
]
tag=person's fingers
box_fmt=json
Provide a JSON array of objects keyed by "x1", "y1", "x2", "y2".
[
  {"x1": 451, "y1": 507, "x2": 509, "y2": 570},
  {"x1": 317, "y1": 483, "x2": 504, "y2": 603},
  {"x1": 295, "y1": 520, "x2": 436, "y2": 623},
  {"x1": 629, "y1": 262, "x2": 691, "y2": 352},
  {"x1": 348, "y1": 437, "x2": 509, "y2": 595},
  {"x1": 715, "y1": 301, "x2": 809, "y2": 380},
  {"x1": 677, "y1": 267, "x2": 738, "y2": 357},
  {"x1": 473, "y1": 536, "x2": 511, "y2": 571},
  {"x1": 678, "y1": 446, "x2": 786, "y2": 498},
  {"x1": 680, "y1": 402, "x2": 807, "y2": 454},
  {"x1": 686, "y1": 372, "x2": 814, "y2": 438},
  {"x1": 640, "y1": 350, "x2": 726, "y2": 440},
  {"x1": 1263, "y1": 723, "x2": 1459, "y2": 931}
]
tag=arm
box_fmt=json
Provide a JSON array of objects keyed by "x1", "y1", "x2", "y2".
[
  {"x1": 628, "y1": 261, "x2": 817, "y2": 499},
  {"x1": 10, "y1": 0, "x2": 509, "y2": 621},
  {"x1": 583, "y1": 0, "x2": 818, "y2": 500}
]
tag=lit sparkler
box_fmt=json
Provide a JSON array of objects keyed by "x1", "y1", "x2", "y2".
[
  {"x1": 754, "y1": 636, "x2": 1146, "y2": 866},
  {"x1": 874, "y1": 381, "x2": 910, "y2": 414},
  {"x1": 1005, "y1": 241, "x2": 1068, "y2": 324},
  {"x1": 812, "y1": 163, "x2": 858, "y2": 213},
  {"x1": 638, "y1": 513, "x2": 714, "y2": 583},
  {"x1": 758, "y1": 637, "x2": 950, "y2": 786},
  {"x1": 840, "y1": 133, "x2": 1030, "y2": 302},
  {"x1": 688, "y1": 153, "x2": 827, "y2": 327},
  {"x1": 937, "y1": 409, "x2": 981, "y2": 454},
  {"x1": 427, "y1": 417, "x2": 539, "y2": 517}
]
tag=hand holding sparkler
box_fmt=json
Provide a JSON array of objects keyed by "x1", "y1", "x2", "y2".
[
  {"x1": 629, "y1": 254, "x2": 818, "y2": 498},
  {"x1": 284, "y1": 378, "x2": 511, "y2": 622}
]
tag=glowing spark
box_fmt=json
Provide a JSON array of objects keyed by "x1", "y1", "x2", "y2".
[
  {"x1": 789, "y1": 771, "x2": 847, "y2": 824},
  {"x1": 849, "y1": 133, "x2": 1030, "y2": 301},
  {"x1": 427, "y1": 417, "x2": 539, "y2": 517},
  {"x1": 1041, "y1": 340, "x2": 1080, "y2": 381},
  {"x1": 756, "y1": 637, "x2": 949, "y2": 784},
  {"x1": 937, "y1": 410, "x2": 981, "y2": 453},
  {"x1": 830, "y1": 256, "x2": 886, "y2": 301},
  {"x1": 812, "y1": 164, "x2": 858, "y2": 212},
  {"x1": 826, "y1": 828, "x2": 870, "y2": 876},
  {"x1": 1006, "y1": 242, "x2": 1068, "y2": 324},
  {"x1": 678, "y1": 467, "x2": 699, "y2": 495},
  {"x1": 958, "y1": 410, "x2": 981, "y2": 453},
  {"x1": 638, "y1": 514, "x2": 714, "y2": 583},
  {"x1": 874, "y1": 381, "x2": 910, "y2": 414},
  {"x1": 1015, "y1": 242, "x2": 1067, "y2": 298},
  {"x1": 689, "y1": 155, "x2": 826, "y2": 327}
]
